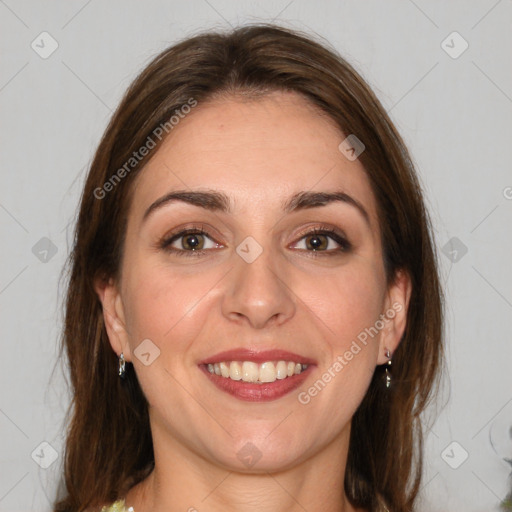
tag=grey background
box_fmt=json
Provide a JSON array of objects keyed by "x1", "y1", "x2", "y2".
[{"x1": 1, "y1": 1, "x2": 511, "y2": 510}]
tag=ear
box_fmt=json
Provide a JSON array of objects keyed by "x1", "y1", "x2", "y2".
[
  {"x1": 94, "y1": 276, "x2": 132, "y2": 362},
  {"x1": 376, "y1": 269, "x2": 412, "y2": 364}
]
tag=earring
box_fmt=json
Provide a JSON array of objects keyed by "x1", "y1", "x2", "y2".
[
  {"x1": 384, "y1": 348, "x2": 392, "y2": 389},
  {"x1": 118, "y1": 352, "x2": 126, "y2": 379}
]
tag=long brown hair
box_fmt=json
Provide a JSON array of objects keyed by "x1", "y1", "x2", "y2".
[{"x1": 54, "y1": 23, "x2": 444, "y2": 512}]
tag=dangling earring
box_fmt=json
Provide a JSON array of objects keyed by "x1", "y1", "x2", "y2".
[
  {"x1": 118, "y1": 352, "x2": 126, "y2": 379},
  {"x1": 384, "y1": 348, "x2": 392, "y2": 389}
]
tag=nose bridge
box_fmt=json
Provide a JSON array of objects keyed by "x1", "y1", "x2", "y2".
[{"x1": 221, "y1": 237, "x2": 296, "y2": 329}]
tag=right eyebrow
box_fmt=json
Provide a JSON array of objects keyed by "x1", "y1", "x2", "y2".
[{"x1": 142, "y1": 190, "x2": 232, "y2": 222}]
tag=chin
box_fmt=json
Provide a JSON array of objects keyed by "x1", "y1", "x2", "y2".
[{"x1": 202, "y1": 434, "x2": 309, "y2": 474}]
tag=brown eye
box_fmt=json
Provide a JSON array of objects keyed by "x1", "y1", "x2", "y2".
[
  {"x1": 293, "y1": 227, "x2": 352, "y2": 255},
  {"x1": 180, "y1": 233, "x2": 205, "y2": 250},
  {"x1": 304, "y1": 233, "x2": 329, "y2": 251},
  {"x1": 160, "y1": 227, "x2": 223, "y2": 258}
]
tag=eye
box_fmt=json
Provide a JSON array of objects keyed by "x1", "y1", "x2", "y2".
[
  {"x1": 292, "y1": 227, "x2": 352, "y2": 255},
  {"x1": 160, "y1": 225, "x2": 223, "y2": 257},
  {"x1": 158, "y1": 224, "x2": 351, "y2": 258}
]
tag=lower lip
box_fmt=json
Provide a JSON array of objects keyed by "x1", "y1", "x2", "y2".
[{"x1": 199, "y1": 365, "x2": 313, "y2": 402}]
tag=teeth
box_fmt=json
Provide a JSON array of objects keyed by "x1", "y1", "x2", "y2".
[
  {"x1": 259, "y1": 362, "x2": 276, "y2": 383},
  {"x1": 242, "y1": 361, "x2": 259, "y2": 382},
  {"x1": 219, "y1": 361, "x2": 230, "y2": 378},
  {"x1": 229, "y1": 361, "x2": 242, "y2": 380},
  {"x1": 206, "y1": 360, "x2": 309, "y2": 384},
  {"x1": 276, "y1": 361, "x2": 288, "y2": 379}
]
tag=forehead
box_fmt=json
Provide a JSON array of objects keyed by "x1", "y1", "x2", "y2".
[{"x1": 129, "y1": 91, "x2": 379, "y2": 229}]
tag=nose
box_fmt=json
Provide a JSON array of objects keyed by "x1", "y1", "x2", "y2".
[{"x1": 221, "y1": 243, "x2": 296, "y2": 330}]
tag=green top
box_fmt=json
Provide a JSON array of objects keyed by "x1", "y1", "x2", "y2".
[{"x1": 101, "y1": 499, "x2": 134, "y2": 512}]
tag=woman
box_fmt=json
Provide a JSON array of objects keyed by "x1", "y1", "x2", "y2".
[{"x1": 54, "y1": 23, "x2": 444, "y2": 512}]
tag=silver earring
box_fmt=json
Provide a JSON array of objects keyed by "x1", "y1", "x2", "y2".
[
  {"x1": 384, "y1": 349, "x2": 392, "y2": 389},
  {"x1": 118, "y1": 352, "x2": 126, "y2": 379}
]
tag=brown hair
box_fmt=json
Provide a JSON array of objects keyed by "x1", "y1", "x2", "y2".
[{"x1": 54, "y1": 23, "x2": 444, "y2": 512}]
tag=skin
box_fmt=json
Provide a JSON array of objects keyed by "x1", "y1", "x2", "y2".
[{"x1": 96, "y1": 90, "x2": 411, "y2": 512}]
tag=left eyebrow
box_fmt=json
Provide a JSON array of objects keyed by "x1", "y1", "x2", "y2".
[
  {"x1": 142, "y1": 189, "x2": 371, "y2": 227},
  {"x1": 283, "y1": 190, "x2": 371, "y2": 227}
]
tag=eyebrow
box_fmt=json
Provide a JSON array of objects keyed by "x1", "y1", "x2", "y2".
[{"x1": 142, "y1": 189, "x2": 371, "y2": 226}]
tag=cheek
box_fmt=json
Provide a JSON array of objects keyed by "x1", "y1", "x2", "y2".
[
  {"x1": 300, "y1": 263, "x2": 385, "y2": 349},
  {"x1": 121, "y1": 261, "x2": 224, "y2": 352},
  {"x1": 295, "y1": 265, "x2": 384, "y2": 416},
  {"x1": 295, "y1": 261, "x2": 385, "y2": 403}
]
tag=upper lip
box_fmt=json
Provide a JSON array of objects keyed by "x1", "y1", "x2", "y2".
[{"x1": 198, "y1": 348, "x2": 317, "y2": 366}]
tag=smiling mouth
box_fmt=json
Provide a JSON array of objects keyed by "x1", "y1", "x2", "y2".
[{"x1": 204, "y1": 360, "x2": 309, "y2": 384}]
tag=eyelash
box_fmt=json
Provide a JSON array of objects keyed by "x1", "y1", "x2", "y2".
[{"x1": 159, "y1": 224, "x2": 352, "y2": 258}]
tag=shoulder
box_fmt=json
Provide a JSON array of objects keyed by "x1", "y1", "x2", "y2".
[{"x1": 100, "y1": 499, "x2": 134, "y2": 512}]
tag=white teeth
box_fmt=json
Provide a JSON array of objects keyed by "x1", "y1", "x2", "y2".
[
  {"x1": 276, "y1": 361, "x2": 288, "y2": 379},
  {"x1": 242, "y1": 361, "x2": 259, "y2": 382},
  {"x1": 229, "y1": 361, "x2": 242, "y2": 380},
  {"x1": 206, "y1": 360, "x2": 309, "y2": 383},
  {"x1": 219, "y1": 361, "x2": 230, "y2": 378},
  {"x1": 259, "y1": 362, "x2": 276, "y2": 383}
]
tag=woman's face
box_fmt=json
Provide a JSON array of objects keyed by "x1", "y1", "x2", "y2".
[{"x1": 98, "y1": 90, "x2": 410, "y2": 472}]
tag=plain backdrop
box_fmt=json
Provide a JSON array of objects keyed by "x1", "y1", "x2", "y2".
[{"x1": 1, "y1": 1, "x2": 511, "y2": 511}]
